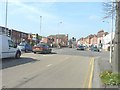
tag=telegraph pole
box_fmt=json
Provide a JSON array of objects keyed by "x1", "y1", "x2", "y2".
[{"x1": 112, "y1": 0, "x2": 120, "y2": 73}]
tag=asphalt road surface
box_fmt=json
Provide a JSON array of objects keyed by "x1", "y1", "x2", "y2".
[
  {"x1": 2, "y1": 48, "x2": 109, "y2": 88},
  {"x1": 52, "y1": 47, "x2": 109, "y2": 58}
]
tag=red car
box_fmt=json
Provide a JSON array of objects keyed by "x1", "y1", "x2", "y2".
[{"x1": 32, "y1": 43, "x2": 52, "y2": 54}]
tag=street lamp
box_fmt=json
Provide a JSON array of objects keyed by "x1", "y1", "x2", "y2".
[
  {"x1": 40, "y1": 16, "x2": 42, "y2": 35},
  {"x1": 109, "y1": 0, "x2": 114, "y2": 64},
  {"x1": 102, "y1": 10, "x2": 114, "y2": 64},
  {"x1": 58, "y1": 21, "x2": 62, "y2": 35},
  {"x1": 39, "y1": 16, "x2": 42, "y2": 43},
  {"x1": 57, "y1": 21, "x2": 62, "y2": 44},
  {"x1": 103, "y1": 21, "x2": 113, "y2": 63},
  {"x1": 5, "y1": 0, "x2": 8, "y2": 35}
]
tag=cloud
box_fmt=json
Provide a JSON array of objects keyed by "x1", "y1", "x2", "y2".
[{"x1": 9, "y1": 1, "x2": 59, "y2": 23}]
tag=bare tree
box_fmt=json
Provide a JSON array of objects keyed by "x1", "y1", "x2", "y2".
[
  {"x1": 103, "y1": 1, "x2": 116, "y2": 19},
  {"x1": 103, "y1": 0, "x2": 120, "y2": 73}
]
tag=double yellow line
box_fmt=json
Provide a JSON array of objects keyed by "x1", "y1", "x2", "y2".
[{"x1": 83, "y1": 57, "x2": 94, "y2": 88}]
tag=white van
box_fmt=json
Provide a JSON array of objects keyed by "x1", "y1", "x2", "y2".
[{"x1": 0, "y1": 35, "x2": 21, "y2": 59}]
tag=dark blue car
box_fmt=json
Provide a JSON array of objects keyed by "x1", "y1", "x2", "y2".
[{"x1": 17, "y1": 42, "x2": 32, "y2": 52}]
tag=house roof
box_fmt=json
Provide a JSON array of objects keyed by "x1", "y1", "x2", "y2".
[
  {"x1": 48, "y1": 34, "x2": 66, "y2": 38},
  {"x1": 97, "y1": 30, "x2": 104, "y2": 33}
]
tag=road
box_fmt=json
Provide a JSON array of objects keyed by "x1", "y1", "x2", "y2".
[
  {"x1": 2, "y1": 48, "x2": 109, "y2": 88},
  {"x1": 52, "y1": 48, "x2": 109, "y2": 58}
]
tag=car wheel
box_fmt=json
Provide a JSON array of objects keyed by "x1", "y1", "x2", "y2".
[
  {"x1": 15, "y1": 51, "x2": 21, "y2": 59},
  {"x1": 25, "y1": 49, "x2": 27, "y2": 53},
  {"x1": 34, "y1": 52, "x2": 36, "y2": 54}
]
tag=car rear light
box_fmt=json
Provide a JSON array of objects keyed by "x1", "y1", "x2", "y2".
[
  {"x1": 42, "y1": 48, "x2": 45, "y2": 50},
  {"x1": 40, "y1": 48, "x2": 43, "y2": 50},
  {"x1": 32, "y1": 47, "x2": 36, "y2": 49}
]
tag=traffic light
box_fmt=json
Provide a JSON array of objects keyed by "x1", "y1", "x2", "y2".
[
  {"x1": 72, "y1": 37, "x2": 76, "y2": 41},
  {"x1": 72, "y1": 37, "x2": 74, "y2": 40},
  {"x1": 36, "y1": 34, "x2": 38, "y2": 39},
  {"x1": 8, "y1": 30, "x2": 11, "y2": 37}
]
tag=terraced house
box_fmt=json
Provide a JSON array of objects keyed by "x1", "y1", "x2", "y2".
[
  {"x1": 0, "y1": 26, "x2": 28, "y2": 44},
  {"x1": 77, "y1": 30, "x2": 109, "y2": 48},
  {"x1": 48, "y1": 34, "x2": 68, "y2": 47}
]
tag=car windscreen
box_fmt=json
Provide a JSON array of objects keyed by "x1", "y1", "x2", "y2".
[
  {"x1": 79, "y1": 46, "x2": 84, "y2": 48},
  {"x1": 36, "y1": 43, "x2": 49, "y2": 47},
  {"x1": 19, "y1": 43, "x2": 25, "y2": 46}
]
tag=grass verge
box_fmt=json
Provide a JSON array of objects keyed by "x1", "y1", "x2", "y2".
[{"x1": 100, "y1": 71, "x2": 120, "y2": 86}]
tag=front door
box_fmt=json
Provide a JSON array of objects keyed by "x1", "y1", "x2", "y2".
[{"x1": 8, "y1": 40, "x2": 16, "y2": 57}]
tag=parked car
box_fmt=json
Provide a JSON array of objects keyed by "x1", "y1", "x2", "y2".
[
  {"x1": 17, "y1": 42, "x2": 32, "y2": 53},
  {"x1": 76, "y1": 45, "x2": 85, "y2": 50},
  {"x1": 83, "y1": 45, "x2": 88, "y2": 50},
  {"x1": 0, "y1": 35, "x2": 21, "y2": 59},
  {"x1": 32, "y1": 43, "x2": 52, "y2": 54},
  {"x1": 91, "y1": 46, "x2": 100, "y2": 52}
]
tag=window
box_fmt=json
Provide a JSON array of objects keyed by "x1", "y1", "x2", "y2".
[{"x1": 8, "y1": 40, "x2": 14, "y2": 47}]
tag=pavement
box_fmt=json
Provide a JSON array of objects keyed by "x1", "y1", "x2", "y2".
[{"x1": 92, "y1": 50, "x2": 119, "y2": 88}]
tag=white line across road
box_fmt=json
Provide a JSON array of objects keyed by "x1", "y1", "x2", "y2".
[
  {"x1": 42, "y1": 55, "x2": 55, "y2": 57},
  {"x1": 46, "y1": 64, "x2": 52, "y2": 67}
]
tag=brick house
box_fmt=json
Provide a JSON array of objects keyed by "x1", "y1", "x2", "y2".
[
  {"x1": 90, "y1": 34, "x2": 98, "y2": 45},
  {"x1": 77, "y1": 30, "x2": 109, "y2": 48},
  {"x1": 77, "y1": 35, "x2": 93, "y2": 46},
  {"x1": 77, "y1": 35, "x2": 92, "y2": 46},
  {"x1": 97, "y1": 30, "x2": 108, "y2": 48},
  {"x1": 41, "y1": 37, "x2": 48, "y2": 43},
  {"x1": 28, "y1": 34, "x2": 41, "y2": 46},
  {"x1": 11, "y1": 29, "x2": 28, "y2": 44},
  {"x1": 48, "y1": 34, "x2": 68, "y2": 47},
  {"x1": 0, "y1": 26, "x2": 10, "y2": 36},
  {"x1": 84, "y1": 34, "x2": 94, "y2": 46},
  {"x1": 77, "y1": 37, "x2": 83, "y2": 45},
  {"x1": 0, "y1": 26, "x2": 29, "y2": 44}
]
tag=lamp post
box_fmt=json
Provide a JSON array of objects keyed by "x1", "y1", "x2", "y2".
[
  {"x1": 57, "y1": 21, "x2": 62, "y2": 35},
  {"x1": 102, "y1": 19, "x2": 114, "y2": 64},
  {"x1": 59, "y1": 21, "x2": 62, "y2": 35},
  {"x1": 5, "y1": 0, "x2": 8, "y2": 35},
  {"x1": 39, "y1": 16, "x2": 42, "y2": 43},
  {"x1": 110, "y1": 0, "x2": 114, "y2": 63},
  {"x1": 40, "y1": 16, "x2": 42, "y2": 35},
  {"x1": 57, "y1": 21, "x2": 62, "y2": 45}
]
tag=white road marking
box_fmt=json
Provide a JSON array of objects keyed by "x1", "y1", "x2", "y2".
[
  {"x1": 42, "y1": 55, "x2": 54, "y2": 57},
  {"x1": 46, "y1": 64, "x2": 52, "y2": 67}
]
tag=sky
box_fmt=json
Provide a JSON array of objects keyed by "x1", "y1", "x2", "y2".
[{"x1": 0, "y1": 0, "x2": 113, "y2": 40}]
